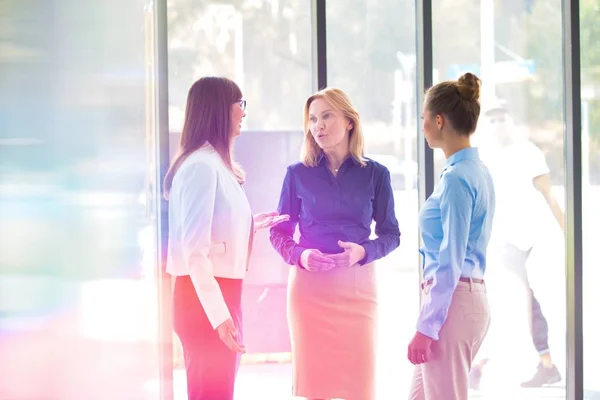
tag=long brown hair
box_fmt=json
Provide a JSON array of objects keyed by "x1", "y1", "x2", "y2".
[{"x1": 163, "y1": 77, "x2": 245, "y2": 199}]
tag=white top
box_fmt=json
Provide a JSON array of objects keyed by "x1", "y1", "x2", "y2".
[
  {"x1": 166, "y1": 145, "x2": 253, "y2": 329},
  {"x1": 480, "y1": 139, "x2": 550, "y2": 250}
]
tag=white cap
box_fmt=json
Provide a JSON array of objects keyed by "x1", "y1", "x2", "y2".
[{"x1": 482, "y1": 97, "x2": 508, "y2": 115}]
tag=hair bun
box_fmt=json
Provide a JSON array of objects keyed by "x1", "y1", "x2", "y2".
[{"x1": 456, "y1": 72, "x2": 481, "y2": 102}]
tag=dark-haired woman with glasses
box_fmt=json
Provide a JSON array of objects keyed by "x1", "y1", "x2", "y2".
[{"x1": 164, "y1": 76, "x2": 288, "y2": 400}]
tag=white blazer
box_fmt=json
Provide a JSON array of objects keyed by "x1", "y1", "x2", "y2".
[{"x1": 166, "y1": 144, "x2": 253, "y2": 329}]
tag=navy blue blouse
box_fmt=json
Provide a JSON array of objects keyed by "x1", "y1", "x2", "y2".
[{"x1": 269, "y1": 154, "x2": 401, "y2": 267}]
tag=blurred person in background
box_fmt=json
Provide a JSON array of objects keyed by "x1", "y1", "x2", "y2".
[
  {"x1": 407, "y1": 72, "x2": 495, "y2": 400},
  {"x1": 470, "y1": 99, "x2": 564, "y2": 389},
  {"x1": 270, "y1": 87, "x2": 401, "y2": 400},
  {"x1": 164, "y1": 76, "x2": 288, "y2": 400}
]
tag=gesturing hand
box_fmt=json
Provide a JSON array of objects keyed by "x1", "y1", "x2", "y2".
[
  {"x1": 326, "y1": 240, "x2": 366, "y2": 268},
  {"x1": 216, "y1": 318, "x2": 245, "y2": 354},
  {"x1": 253, "y1": 211, "x2": 290, "y2": 231},
  {"x1": 300, "y1": 249, "x2": 336, "y2": 272}
]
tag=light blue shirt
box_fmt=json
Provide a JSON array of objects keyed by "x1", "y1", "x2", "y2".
[{"x1": 417, "y1": 147, "x2": 495, "y2": 340}]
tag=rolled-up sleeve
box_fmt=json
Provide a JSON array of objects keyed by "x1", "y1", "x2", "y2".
[
  {"x1": 178, "y1": 163, "x2": 231, "y2": 330},
  {"x1": 269, "y1": 166, "x2": 307, "y2": 267},
  {"x1": 417, "y1": 173, "x2": 473, "y2": 340},
  {"x1": 360, "y1": 167, "x2": 401, "y2": 264}
]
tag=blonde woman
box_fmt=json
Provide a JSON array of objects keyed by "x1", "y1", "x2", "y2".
[{"x1": 270, "y1": 87, "x2": 401, "y2": 400}]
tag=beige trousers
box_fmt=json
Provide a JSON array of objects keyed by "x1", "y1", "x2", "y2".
[{"x1": 409, "y1": 280, "x2": 491, "y2": 400}]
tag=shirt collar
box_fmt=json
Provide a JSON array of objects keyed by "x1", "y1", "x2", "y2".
[
  {"x1": 197, "y1": 142, "x2": 215, "y2": 152},
  {"x1": 442, "y1": 147, "x2": 479, "y2": 173},
  {"x1": 317, "y1": 152, "x2": 361, "y2": 167}
]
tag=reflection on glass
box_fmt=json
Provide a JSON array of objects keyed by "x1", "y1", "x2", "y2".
[
  {"x1": 326, "y1": 0, "x2": 418, "y2": 397},
  {"x1": 432, "y1": 0, "x2": 567, "y2": 397},
  {"x1": 581, "y1": 0, "x2": 600, "y2": 397},
  {"x1": 0, "y1": 1, "x2": 161, "y2": 398}
]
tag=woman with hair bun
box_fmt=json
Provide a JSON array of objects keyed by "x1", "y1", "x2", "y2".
[{"x1": 407, "y1": 72, "x2": 496, "y2": 399}]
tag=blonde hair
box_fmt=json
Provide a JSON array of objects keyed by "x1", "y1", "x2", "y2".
[{"x1": 301, "y1": 87, "x2": 366, "y2": 167}]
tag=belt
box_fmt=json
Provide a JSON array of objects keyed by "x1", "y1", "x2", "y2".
[{"x1": 421, "y1": 276, "x2": 484, "y2": 289}]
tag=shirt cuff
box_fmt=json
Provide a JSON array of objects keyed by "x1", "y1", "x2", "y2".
[
  {"x1": 416, "y1": 320, "x2": 441, "y2": 341},
  {"x1": 359, "y1": 241, "x2": 375, "y2": 265},
  {"x1": 205, "y1": 298, "x2": 232, "y2": 330},
  {"x1": 291, "y1": 245, "x2": 308, "y2": 268}
]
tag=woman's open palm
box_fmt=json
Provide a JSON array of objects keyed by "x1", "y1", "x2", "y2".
[{"x1": 253, "y1": 211, "x2": 290, "y2": 231}]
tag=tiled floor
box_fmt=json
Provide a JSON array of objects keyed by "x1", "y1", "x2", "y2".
[
  {"x1": 173, "y1": 259, "x2": 600, "y2": 400},
  {"x1": 171, "y1": 363, "x2": 600, "y2": 400}
]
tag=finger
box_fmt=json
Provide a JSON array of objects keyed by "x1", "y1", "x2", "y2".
[
  {"x1": 310, "y1": 253, "x2": 335, "y2": 265},
  {"x1": 226, "y1": 320, "x2": 241, "y2": 341},
  {"x1": 409, "y1": 347, "x2": 420, "y2": 365},
  {"x1": 229, "y1": 324, "x2": 239, "y2": 338},
  {"x1": 305, "y1": 251, "x2": 336, "y2": 271},
  {"x1": 219, "y1": 333, "x2": 237, "y2": 352},
  {"x1": 337, "y1": 240, "x2": 354, "y2": 249},
  {"x1": 423, "y1": 348, "x2": 432, "y2": 363},
  {"x1": 414, "y1": 352, "x2": 422, "y2": 364},
  {"x1": 331, "y1": 259, "x2": 350, "y2": 268},
  {"x1": 315, "y1": 263, "x2": 337, "y2": 272},
  {"x1": 414, "y1": 352, "x2": 422, "y2": 365},
  {"x1": 325, "y1": 252, "x2": 351, "y2": 267},
  {"x1": 268, "y1": 216, "x2": 290, "y2": 225},
  {"x1": 326, "y1": 252, "x2": 350, "y2": 262},
  {"x1": 308, "y1": 261, "x2": 337, "y2": 271},
  {"x1": 227, "y1": 336, "x2": 245, "y2": 353},
  {"x1": 227, "y1": 331, "x2": 245, "y2": 353},
  {"x1": 325, "y1": 250, "x2": 350, "y2": 260},
  {"x1": 262, "y1": 216, "x2": 289, "y2": 229},
  {"x1": 417, "y1": 350, "x2": 427, "y2": 364}
]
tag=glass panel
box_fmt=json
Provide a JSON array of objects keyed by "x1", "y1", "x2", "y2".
[
  {"x1": 326, "y1": 1, "x2": 418, "y2": 397},
  {"x1": 0, "y1": 1, "x2": 162, "y2": 399},
  {"x1": 432, "y1": 0, "x2": 567, "y2": 397},
  {"x1": 581, "y1": 0, "x2": 600, "y2": 397},
  {"x1": 166, "y1": 1, "x2": 313, "y2": 398}
]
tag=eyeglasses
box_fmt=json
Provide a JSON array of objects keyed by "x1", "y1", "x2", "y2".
[{"x1": 238, "y1": 100, "x2": 246, "y2": 111}]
